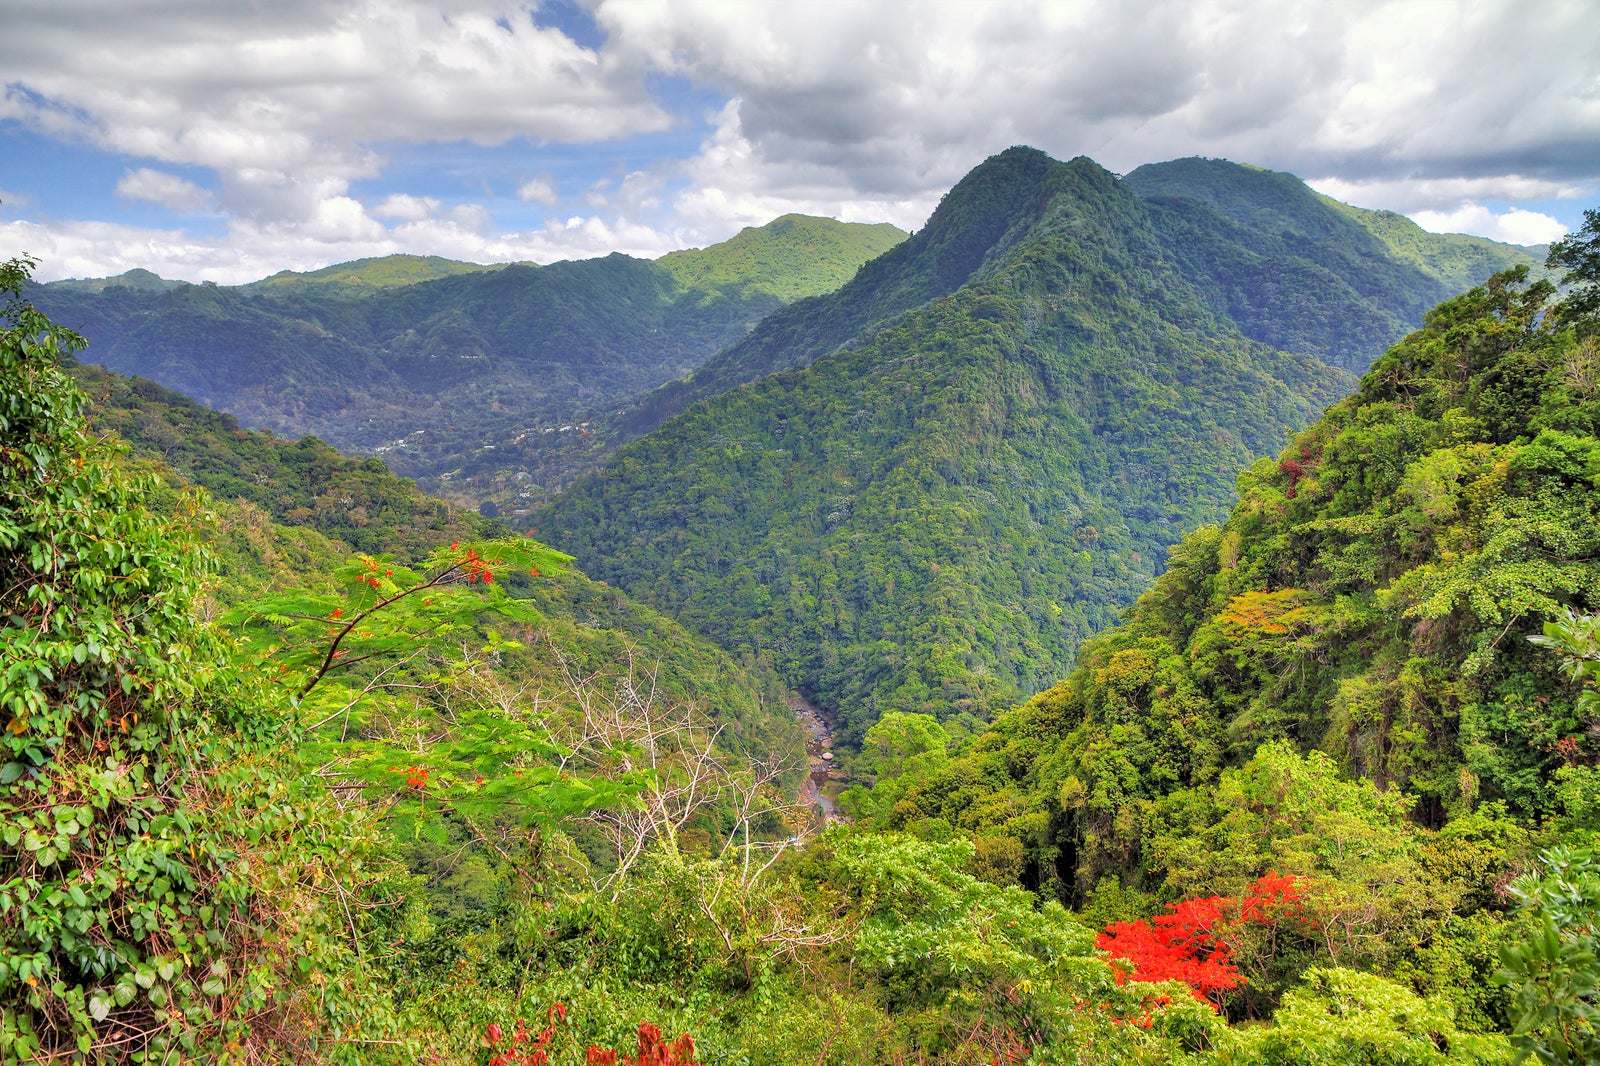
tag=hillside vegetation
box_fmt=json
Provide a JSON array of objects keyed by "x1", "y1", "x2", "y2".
[
  {"x1": 657, "y1": 214, "x2": 909, "y2": 302},
  {"x1": 246, "y1": 253, "x2": 499, "y2": 293},
  {"x1": 852, "y1": 262, "x2": 1599, "y2": 1033},
  {"x1": 617, "y1": 153, "x2": 1535, "y2": 449},
  {"x1": 70, "y1": 360, "x2": 802, "y2": 752},
  {"x1": 1123, "y1": 157, "x2": 1540, "y2": 371}
]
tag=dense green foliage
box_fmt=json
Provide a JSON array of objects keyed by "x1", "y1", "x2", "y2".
[
  {"x1": 0, "y1": 257, "x2": 410, "y2": 1062},
  {"x1": 621, "y1": 149, "x2": 1071, "y2": 439},
  {"x1": 1496, "y1": 847, "x2": 1600, "y2": 1064},
  {"x1": 7, "y1": 174, "x2": 1587, "y2": 1066},
  {"x1": 1547, "y1": 207, "x2": 1600, "y2": 333},
  {"x1": 848, "y1": 265, "x2": 1599, "y2": 1041},
  {"x1": 623, "y1": 152, "x2": 1533, "y2": 449},
  {"x1": 542, "y1": 151, "x2": 1352, "y2": 739},
  {"x1": 656, "y1": 215, "x2": 907, "y2": 303},
  {"x1": 71, "y1": 364, "x2": 494, "y2": 558},
  {"x1": 34, "y1": 151, "x2": 1528, "y2": 526},
  {"x1": 71, "y1": 360, "x2": 804, "y2": 763},
  {"x1": 246, "y1": 254, "x2": 498, "y2": 294}
]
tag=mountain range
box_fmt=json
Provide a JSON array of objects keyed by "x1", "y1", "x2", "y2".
[
  {"x1": 35, "y1": 215, "x2": 908, "y2": 506},
  {"x1": 537, "y1": 148, "x2": 1539, "y2": 736},
  {"x1": 43, "y1": 147, "x2": 1542, "y2": 736},
  {"x1": 13, "y1": 143, "x2": 1595, "y2": 1064}
]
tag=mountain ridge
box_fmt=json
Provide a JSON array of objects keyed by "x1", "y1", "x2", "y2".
[
  {"x1": 538, "y1": 148, "x2": 1359, "y2": 737},
  {"x1": 32, "y1": 215, "x2": 908, "y2": 497}
]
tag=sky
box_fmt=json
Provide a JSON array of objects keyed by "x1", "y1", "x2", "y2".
[{"x1": 1, "y1": 0, "x2": 1596, "y2": 285}]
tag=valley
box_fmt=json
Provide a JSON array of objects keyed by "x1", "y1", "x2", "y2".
[{"x1": 6, "y1": 146, "x2": 1597, "y2": 1066}]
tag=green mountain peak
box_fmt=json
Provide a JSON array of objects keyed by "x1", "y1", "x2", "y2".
[
  {"x1": 541, "y1": 148, "x2": 1359, "y2": 736},
  {"x1": 656, "y1": 214, "x2": 907, "y2": 302}
]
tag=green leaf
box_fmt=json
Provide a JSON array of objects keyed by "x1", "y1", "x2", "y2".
[{"x1": 88, "y1": 993, "x2": 110, "y2": 1021}]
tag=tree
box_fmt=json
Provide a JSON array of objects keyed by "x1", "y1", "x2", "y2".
[
  {"x1": 1548, "y1": 208, "x2": 1600, "y2": 333},
  {"x1": 1496, "y1": 847, "x2": 1600, "y2": 1065},
  {"x1": 0, "y1": 255, "x2": 407, "y2": 1062},
  {"x1": 1214, "y1": 967, "x2": 1508, "y2": 1065},
  {"x1": 1530, "y1": 606, "x2": 1600, "y2": 720}
]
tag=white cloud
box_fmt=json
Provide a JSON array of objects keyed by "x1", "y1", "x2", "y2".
[
  {"x1": 114, "y1": 168, "x2": 214, "y2": 213},
  {"x1": 595, "y1": 0, "x2": 1599, "y2": 233},
  {"x1": 1411, "y1": 204, "x2": 1571, "y2": 246},
  {"x1": 1, "y1": 3, "x2": 671, "y2": 162},
  {"x1": 0, "y1": 0, "x2": 672, "y2": 235},
  {"x1": 516, "y1": 176, "x2": 557, "y2": 205},
  {"x1": 670, "y1": 100, "x2": 936, "y2": 237},
  {"x1": 4, "y1": 218, "x2": 254, "y2": 284},
  {"x1": 447, "y1": 203, "x2": 493, "y2": 231},
  {"x1": 1307, "y1": 174, "x2": 1591, "y2": 216},
  {"x1": 8, "y1": 207, "x2": 691, "y2": 287},
  {"x1": 3, "y1": 0, "x2": 1595, "y2": 280},
  {"x1": 372, "y1": 193, "x2": 441, "y2": 221}
]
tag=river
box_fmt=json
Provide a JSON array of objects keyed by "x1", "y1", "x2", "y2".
[{"x1": 790, "y1": 693, "x2": 847, "y2": 826}]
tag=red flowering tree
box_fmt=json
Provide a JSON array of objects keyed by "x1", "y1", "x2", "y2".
[{"x1": 1096, "y1": 873, "x2": 1303, "y2": 1007}]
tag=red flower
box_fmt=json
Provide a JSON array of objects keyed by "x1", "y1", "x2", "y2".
[{"x1": 1096, "y1": 873, "x2": 1302, "y2": 1006}]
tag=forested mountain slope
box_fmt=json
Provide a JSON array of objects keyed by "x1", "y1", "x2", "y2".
[
  {"x1": 618, "y1": 154, "x2": 1536, "y2": 447},
  {"x1": 32, "y1": 158, "x2": 1532, "y2": 520},
  {"x1": 619, "y1": 147, "x2": 1069, "y2": 438},
  {"x1": 1124, "y1": 157, "x2": 1540, "y2": 369},
  {"x1": 73, "y1": 361, "x2": 803, "y2": 758},
  {"x1": 540, "y1": 150, "x2": 1356, "y2": 738},
  {"x1": 484, "y1": 157, "x2": 1537, "y2": 516},
  {"x1": 245, "y1": 252, "x2": 498, "y2": 293},
  {"x1": 32, "y1": 216, "x2": 906, "y2": 492},
  {"x1": 656, "y1": 213, "x2": 910, "y2": 301},
  {"x1": 882, "y1": 265, "x2": 1598, "y2": 901},
  {"x1": 16, "y1": 234, "x2": 1600, "y2": 1066}
]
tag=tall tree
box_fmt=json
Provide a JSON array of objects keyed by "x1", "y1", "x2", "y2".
[{"x1": 1549, "y1": 208, "x2": 1600, "y2": 333}]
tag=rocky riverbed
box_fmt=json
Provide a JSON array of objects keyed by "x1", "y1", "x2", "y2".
[{"x1": 791, "y1": 694, "x2": 848, "y2": 826}]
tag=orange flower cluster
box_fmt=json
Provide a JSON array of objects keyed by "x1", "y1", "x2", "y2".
[
  {"x1": 480, "y1": 1008, "x2": 698, "y2": 1066},
  {"x1": 387, "y1": 765, "x2": 429, "y2": 789},
  {"x1": 460, "y1": 547, "x2": 496, "y2": 584}
]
